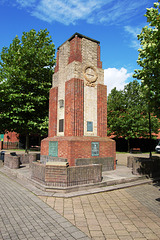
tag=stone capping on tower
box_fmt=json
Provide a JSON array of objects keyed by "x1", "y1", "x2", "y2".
[
  {"x1": 55, "y1": 32, "x2": 102, "y2": 73},
  {"x1": 57, "y1": 32, "x2": 100, "y2": 50}
]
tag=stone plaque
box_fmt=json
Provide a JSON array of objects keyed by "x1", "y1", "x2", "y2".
[
  {"x1": 49, "y1": 141, "x2": 58, "y2": 157},
  {"x1": 91, "y1": 142, "x2": 99, "y2": 156},
  {"x1": 84, "y1": 66, "x2": 98, "y2": 87}
]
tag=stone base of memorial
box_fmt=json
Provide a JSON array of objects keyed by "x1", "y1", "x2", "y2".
[
  {"x1": 31, "y1": 161, "x2": 102, "y2": 187},
  {"x1": 40, "y1": 136, "x2": 116, "y2": 171},
  {"x1": 4, "y1": 154, "x2": 20, "y2": 169},
  {"x1": 127, "y1": 156, "x2": 160, "y2": 178},
  {"x1": 4, "y1": 153, "x2": 40, "y2": 169}
]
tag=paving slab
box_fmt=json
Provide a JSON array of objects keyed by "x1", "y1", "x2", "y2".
[
  {"x1": 39, "y1": 183, "x2": 160, "y2": 240},
  {"x1": 0, "y1": 153, "x2": 160, "y2": 240},
  {"x1": 0, "y1": 172, "x2": 90, "y2": 240}
]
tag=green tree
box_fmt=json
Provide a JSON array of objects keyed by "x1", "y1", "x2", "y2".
[
  {"x1": 0, "y1": 29, "x2": 56, "y2": 152},
  {"x1": 107, "y1": 80, "x2": 159, "y2": 152},
  {"x1": 133, "y1": 1, "x2": 160, "y2": 118}
]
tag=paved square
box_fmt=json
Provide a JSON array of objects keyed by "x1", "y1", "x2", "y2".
[{"x1": 40, "y1": 183, "x2": 160, "y2": 240}]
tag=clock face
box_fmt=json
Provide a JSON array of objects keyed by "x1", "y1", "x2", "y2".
[{"x1": 84, "y1": 66, "x2": 98, "y2": 87}]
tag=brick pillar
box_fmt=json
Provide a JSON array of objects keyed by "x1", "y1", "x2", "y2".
[
  {"x1": 65, "y1": 78, "x2": 84, "y2": 136},
  {"x1": 54, "y1": 50, "x2": 59, "y2": 73},
  {"x1": 97, "y1": 44, "x2": 102, "y2": 68},
  {"x1": 48, "y1": 87, "x2": 58, "y2": 137},
  {"x1": 68, "y1": 36, "x2": 82, "y2": 64},
  {"x1": 97, "y1": 84, "x2": 107, "y2": 137}
]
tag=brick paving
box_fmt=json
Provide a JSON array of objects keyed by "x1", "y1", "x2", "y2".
[
  {"x1": 127, "y1": 182, "x2": 160, "y2": 218},
  {"x1": 0, "y1": 172, "x2": 90, "y2": 240},
  {"x1": 0, "y1": 153, "x2": 160, "y2": 239},
  {"x1": 40, "y1": 183, "x2": 160, "y2": 240}
]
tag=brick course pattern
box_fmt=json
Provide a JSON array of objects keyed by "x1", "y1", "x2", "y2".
[
  {"x1": 41, "y1": 136, "x2": 116, "y2": 168},
  {"x1": 31, "y1": 162, "x2": 102, "y2": 187},
  {"x1": 48, "y1": 87, "x2": 58, "y2": 137},
  {"x1": 65, "y1": 78, "x2": 84, "y2": 136},
  {"x1": 54, "y1": 49, "x2": 59, "y2": 73},
  {"x1": 97, "y1": 84, "x2": 107, "y2": 137},
  {"x1": 127, "y1": 156, "x2": 160, "y2": 177},
  {"x1": 76, "y1": 157, "x2": 114, "y2": 171},
  {"x1": 4, "y1": 154, "x2": 20, "y2": 169},
  {"x1": 19, "y1": 153, "x2": 38, "y2": 166},
  {"x1": 68, "y1": 36, "x2": 82, "y2": 64},
  {"x1": 4, "y1": 153, "x2": 39, "y2": 169},
  {"x1": 97, "y1": 44, "x2": 102, "y2": 68},
  {"x1": 31, "y1": 161, "x2": 46, "y2": 183}
]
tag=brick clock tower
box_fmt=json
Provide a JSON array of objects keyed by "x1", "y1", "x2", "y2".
[{"x1": 41, "y1": 33, "x2": 116, "y2": 170}]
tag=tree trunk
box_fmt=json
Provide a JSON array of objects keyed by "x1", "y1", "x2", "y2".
[
  {"x1": 38, "y1": 135, "x2": 41, "y2": 146},
  {"x1": 25, "y1": 133, "x2": 29, "y2": 153},
  {"x1": 127, "y1": 139, "x2": 130, "y2": 153}
]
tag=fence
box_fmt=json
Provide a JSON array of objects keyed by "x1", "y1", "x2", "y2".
[{"x1": 2, "y1": 142, "x2": 20, "y2": 149}]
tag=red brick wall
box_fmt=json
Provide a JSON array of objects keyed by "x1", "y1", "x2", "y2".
[
  {"x1": 97, "y1": 84, "x2": 107, "y2": 137},
  {"x1": 97, "y1": 45, "x2": 102, "y2": 68},
  {"x1": 40, "y1": 136, "x2": 116, "y2": 168},
  {"x1": 68, "y1": 36, "x2": 82, "y2": 64},
  {"x1": 45, "y1": 165, "x2": 67, "y2": 185},
  {"x1": 65, "y1": 78, "x2": 84, "y2": 136},
  {"x1": 41, "y1": 137, "x2": 49, "y2": 156},
  {"x1": 66, "y1": 139, "x2": 115, "y2": 166},
  {"x1": 54, "y1": 50, "x2": 59, "y2": 73},
  {"x1": 2, "y1": 132, "x2": 19, "y2": 149},
  {"x1": 4, "y1": 132, "x2": 19, "y2": 142},
  {"x1": 48, "y1": 87, "x2": 58, "y2": 137}
]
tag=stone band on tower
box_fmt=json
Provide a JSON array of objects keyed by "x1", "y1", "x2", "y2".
[{"x1": 41, "y1": 33, "x2": 116, "y2": 170}]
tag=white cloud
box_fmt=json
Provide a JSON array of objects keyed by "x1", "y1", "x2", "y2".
[
  {"x1": 88, "y1": 0, "x2": 147, "y2": 25},
  {"x1": 15, "y1": 0, "x2": 105, "y2": 25},
  {"x1": 12, "y1": 0, "x2": 148, "y2": 25},
  {"x1": 16, "y1": 0, "x2": 36, "y2": 7},
  {"x1": 124, "y1": 25, "x2": 141, "y2": 49},
  {"x1": 32, "y1": 0, "x2": 106, "y2": 25},
  {"x1": 104, "y1": 67, "x2": 133, "y2": 95}
]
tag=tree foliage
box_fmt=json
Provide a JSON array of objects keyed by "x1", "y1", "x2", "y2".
[
  {"x1": 0, "y1": 29, "x2": 56, "y2": 151},
  {"x1": 133, "y1": 1, "x2": 160, "y2": 117},
  {"x1": 107, "y1": 80, "x2": 159, "y2": 151}
]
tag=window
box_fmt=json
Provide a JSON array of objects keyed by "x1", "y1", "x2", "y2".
[
  {"x1": 59, "y1": 119, "x2": 64, "y2": 132},
  {"x1": 59, "y1": 99, "x2": 64, "y2": 108},
  {"x1": 87, "y1": 121, "x2": 93, "y2": 132}
]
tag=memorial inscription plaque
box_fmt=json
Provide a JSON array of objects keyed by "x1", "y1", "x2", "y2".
[
  {"x1": 91, "y1": 142, "x2": 99, "y2": 156},
  {"x1": 49, "y1": 141, "x2": 58, "y2": 157}
]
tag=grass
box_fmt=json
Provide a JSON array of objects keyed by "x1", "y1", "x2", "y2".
[
  {"x1": 1, "y1": 149, "x2": 40, "y2": 152},
  {"x1": 116, "y1": 151, "x2": 158, "y2": 154}
]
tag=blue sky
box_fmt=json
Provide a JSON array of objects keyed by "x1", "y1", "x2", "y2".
[{"x1": 0, "y1": 0, "x2": 155, "y2": 94}]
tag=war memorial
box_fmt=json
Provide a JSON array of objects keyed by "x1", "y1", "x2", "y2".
[
  {"x1": 35, "y1": 33, "x2": 116, "y2": 186},
  {"x1": 2, "y1": 33, "x2": 116, "y2": 188},
  {"x1": 3, "y1": 33, "x2": 159, "y2": 190},
  {"x1": 40, "y1": 33, "x2": 116, "y2": 169}
]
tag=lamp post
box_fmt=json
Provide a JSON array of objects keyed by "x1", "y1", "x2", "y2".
[{"x1": 148, "y1": 111, "x2": 152, "y2": 159}]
